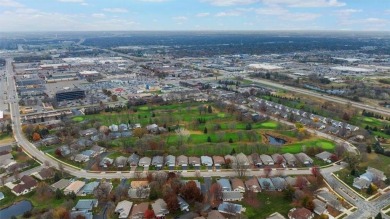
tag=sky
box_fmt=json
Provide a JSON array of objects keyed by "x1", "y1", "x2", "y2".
[{"x1": 0, "y1": 0, "x2": 389, "y2": 31}]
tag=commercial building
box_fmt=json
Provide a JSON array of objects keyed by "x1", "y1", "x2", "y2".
[{"x1": 55, "y1": 88, "x2": 86, "y2": 102}]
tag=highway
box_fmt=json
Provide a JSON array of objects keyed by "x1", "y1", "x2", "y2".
[{"x1": 245, "y1": 77, "x2": 390, "y2": 117}]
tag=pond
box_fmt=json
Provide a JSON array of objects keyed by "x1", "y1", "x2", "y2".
[
  {"x1": 267, "y1": 135, "x2": 287, "y2": 145},
  {"x1": 0, "y1": 200, "x2": 33, "y2": 219}
]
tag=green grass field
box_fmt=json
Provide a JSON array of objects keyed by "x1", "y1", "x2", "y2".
[
  {"x1": 71, "y1": 102, "x2": 335, "y2": 157},
  {"x1": 281, "y1": 139, "x2": 335, "y2": 153}
]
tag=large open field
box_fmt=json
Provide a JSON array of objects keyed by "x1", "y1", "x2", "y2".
[{"x1": 71, "y1": 102, "x2": 335, "y2": 157}]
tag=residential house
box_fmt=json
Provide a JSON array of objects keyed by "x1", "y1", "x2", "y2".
[
  {"x1": 218, "y1": 202, "x2": 245, "y2": 215},
  {"x1": 0, "y1": 145, "x2": 12, "y2": 153},
  {"x1": 81, "y1": 150, "x2": 97, "y2": 159},
  {"x1": 80, "y1": 181, "x2": 99, "y2": 195},
  {"x1": 260, "y1": 154, "x2": 275, "y2": 165},
  {"x1": 231, "y1": 178, "x2": 245, "y2": 192},
  {"x1": 283, "y1": 153, "x2": 297, "y2": 166},
  {"x1": 165, "y1": 155, "x2": 176, "y2": 167},
  {"x1": 249, "y1": 153, "x2": 262, "y2": 167},
  {"x1": 267, "y1": 212, "x2": 286, "y2": 219},
  {"x1": 207, "y1": 210, "x2": 226, "y2": 219},
  {"x1": 316, "y1": 188, "x2": 343, "y2": 211},
  {"x1": 217, "y1": 178, "x2": 232, "y2": 191},
  {"x1": 119, "y1": 124, "x2": 129, "y2": 131},
  {"x1": 245, "y1": 177, "x2": 261, "y2": 193},
  {"x1": 128, "y1": 153, "x2": 140, "y2": 166},
  {"x1": 152, "y1": 156, "x2": 164, "y2": 168},
  {"x1": 73, "y1": 199, "x2": 98, "y2": 211},
  {"x1": 271, "y1": 177, "x2": 287, "y2": 191},
  {"x1": 152, "y1": 198, "x2": 169, "y2": 218},
  {"x1": 115, "y1": 156, "x2": 128, "y2": 168},
  {"x1": 11, "y1": 175, "x2": 38, "y2": 196},
  {"x1": 73, "y1": 153, "x2": 90, "y2": 163},
  {"x1": 178, "y1": 196, "x2": 190, "y2": 211},
  {"x1": 201, "y1": 156, "x2": 213, "y2": 167},
  {"x1": 312, "y1": 199, "x2": 327, "y2": 215},
  {"x1": 222, "y1": 191, "x2": 244, "y2": 201},
  {"x1": 176, "y1": 155, "x2": 188, "y2": 166},
  {"x1": 130, "y1": 202, "x2": 149, "y2": 219},
  {"x1": 35, "y1": 168, "x2": 54, "y2": 180},
  {"x1": 295, "y1": 153, "x2": 313, "y2": 165},
  {"x1": 188, "y1": 156, "x2": 201, "y2": 167},
  {"x1": 115, "y1": 200, "x2": 133, "y2": 219},
  {"x1": 79, "y1": 128, "x2": 98, "y2": 137},
  {"x1": 272, "y1": 154, "x2": 286, "y2": 166},
  {"x1": 258, "y1": 178, "x2": 276, "y2": 191},
  {"x1": 51, "y1": 179, "x2": 71, "y2": 191},
  {"x1": 367, "y1": 167, "x2": 387, "y2": 181},
  {"x1": 58, "y1": 145, "x2": 71, "y2": 157},
  {"x1": 146, "y1": 124, "x2": 159, "y2": 133},
  {"x1": 352, "y1": 167, "x2": 387, "y2": 190},
  {"x1": 288, "y1": 207, "x2": 314, "y2": 219},
  {"x1": 224, "y1": 155, "x2": 237, "y2": 166},
  {"x1": 138, "y1": 156, "x2": 151, "y2": 167},
  {"x1": 285, "y1": 176, "x2": 297, "y2": 187},
  {"x1": 91, "y1": 145, "x2": 106, "y2": 154},
  {"x1": 109, "y1": 124, "x2": 119, "y2": 132},
  {"x1": 236, "y1": 153, "x2": 250, "y2": 167},
  {"x1": 100, "y1": 157, "x2": 114, "y2": 168},
  {"x1": 64, "y1": 180, "x2": 86, "y2": 195},
  {"x1": 212, "y1": 156, "x2": 225, "y2": 167},
  {"x1": 315, "y1": 151, "x2": 334, "y2": 163}
]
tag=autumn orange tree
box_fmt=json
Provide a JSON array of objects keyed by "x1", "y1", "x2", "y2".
[
  {"x1": 181, "y1": 181, "x2": 203, "y2": 203},
  {"x1": 32, "y1": 132, "x2": 41, "y2": 141}
]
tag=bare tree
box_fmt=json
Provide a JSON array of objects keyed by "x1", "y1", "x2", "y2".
[
  {"x1": 175, "y1": 128, "x2": 190, "y2": 146},
  {"x1": 233, "y1": 155, "x2": 248, "y2": 178}
]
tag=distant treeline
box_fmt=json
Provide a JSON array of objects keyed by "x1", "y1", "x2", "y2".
[{"x1": 82, "y1": 34, "x2": 390, "y2": 56}]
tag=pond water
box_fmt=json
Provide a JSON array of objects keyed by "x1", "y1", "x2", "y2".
[
  {"x1": 267, "y1": 135, "x2": 287, "y2": 145},
  {"x1": 0, "y1": 200, "x2": 33, "y2": 219}
]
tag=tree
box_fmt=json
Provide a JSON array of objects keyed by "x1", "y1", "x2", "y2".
[
  {"x1": 144, "y1": 209, "x2": 155, "y2": 219},
  {"x1": 311, "y1": 166, "x2": 320, "y2": 177},
  {"x1": 233, "y1": 154, "x2": 248, "y2": 178},
  {"x1": 283, "y1": 185, "x2": 295, "y2": 201},
  {"x1": 229, "y1": 138, "x2": 233, "y2": 143},
  {"x1": 175, "y1": 127, "x2": 190, "y2": 146},
  {"x1": 164, "y1": 194, "x2": 179, "y2": 213},
  {"x1": 207, "y1": 136, "x2": 211, "y2": 142},
  {"x1": 208, "y1": 105, "x2": 213, "y2": 113},
  {"x1": 375, "y1": 213, "x2": 383, "y2": 219},
  {"x1": 209, "y1": 183, "x2": 223, "y2": 204},
  {"x1": 55, "y1": 188, "x2": 64, "y2": 199},
  {"x1": 295, "y1": 176, "x2": 307, "y2": 190},
  {"x1": 366, "y1": 145, "x2": 372, "y2": 153},
  {"x1": 133, "y1": 128, "x2": 147, "y2": 138},
  {"x1": 32, "y1": 132, "x2": 41, "y2": 141},
  {"x1": 181, "y1": 181, "x2": 203, "y2": 203},
  {"x1": 204, "y1": 127, "x2": 208, "y2": 134},
  {"x1": 343, "y1": 152, "x2": 361, "y2": 171}
]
